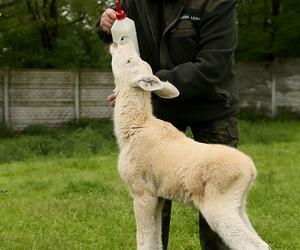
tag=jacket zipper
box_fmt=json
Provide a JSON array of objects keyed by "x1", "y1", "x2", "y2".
[
  {"x1": 160, "y1": 3, "x2": 185, "y2": 68},
  {"x1": 144, "y1": 2, "x2": 159, "y2": 58}
]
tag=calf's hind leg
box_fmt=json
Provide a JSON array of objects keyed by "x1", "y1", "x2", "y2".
[
  {"x1": 194, "y1": 194, "x2": 270, "y2": 250},
  {"x1": 239, "y1": 193, "x2": 260, "y2": 237}
]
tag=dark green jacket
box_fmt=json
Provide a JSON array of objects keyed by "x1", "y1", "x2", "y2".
[{"x1": 96, "y1": 0, "x2": 239, "y2": 124}]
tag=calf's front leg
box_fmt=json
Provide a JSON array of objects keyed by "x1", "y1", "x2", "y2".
[
  {"x1": 154, "y1": 198, "x2": 164, "y2": 250},
  {"x1": 134, "y1": 194, "x2": 158, "y2": 250}
]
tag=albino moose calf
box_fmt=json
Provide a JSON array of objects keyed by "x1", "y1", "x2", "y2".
[{"x1": 110, "y1": 36, "x2": 270, "y2": 250}]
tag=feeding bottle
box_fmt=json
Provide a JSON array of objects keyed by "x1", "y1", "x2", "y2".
[{"x1": 111, "y1": 0, "x2": 140, "y2": 54}]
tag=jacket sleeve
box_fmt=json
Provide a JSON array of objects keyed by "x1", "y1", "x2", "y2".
[
  {"x1": 155, "y1": 0, "x2": 237, "y2": 101},
  {"x1": 95, "y1": 17, "x2": 113, "y2": 43}
]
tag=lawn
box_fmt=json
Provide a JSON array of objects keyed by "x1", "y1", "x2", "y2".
[{"x1": 0, "y1": 119, "x2": 299, "y2": 249}]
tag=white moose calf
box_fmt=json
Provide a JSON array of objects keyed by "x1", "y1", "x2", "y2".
[{"x1": 110, "y1": 36, "x2": 270, "y2": 250}]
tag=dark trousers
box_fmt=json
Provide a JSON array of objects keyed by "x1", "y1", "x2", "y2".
[{"x1": 161, "y1": 116, "x2": 239, "y2": 250}]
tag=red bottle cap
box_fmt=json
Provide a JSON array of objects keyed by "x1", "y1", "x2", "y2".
[{"x1": 116, "y1": 0, "x2": 126, "y2": 20}]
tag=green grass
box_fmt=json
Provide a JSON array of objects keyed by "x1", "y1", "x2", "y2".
[{"x1": 0, "y1": 119, "x2": 299, "y2": 249}]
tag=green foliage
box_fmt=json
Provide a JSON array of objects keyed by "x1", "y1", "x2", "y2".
[
  {"x1": 239, "y1": 107, "x2": 300, "y2": 121},
  {"x1": 0, "y1": 0, "x2": 112, "y2": 69},
  {"x1": 22, "y1": 124, "x2": 52, "y2": 136},
  {"x1": 0, "y1": 0, "x2": 300, "y2": 66},
  {"x1": 0, "y1": 122, "x2": 14, "y2": 138},
  {"x1": 0, "y1": 119, "x2": 116, "y2": 164},
  {"x1": 0, "y1": 120, "x2": 300, "y2": 249},
  {"x1": 237, "y1": 0, "x2": 300, "y2": 61},
  {"x1": 275, "y1": 10, "x2": 300, "y2": 57}
]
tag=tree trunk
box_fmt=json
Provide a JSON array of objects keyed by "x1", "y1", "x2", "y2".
[
  {"x1": 26, "y1": 0, "x2": 58, "y2": 51},
  {"x1": 272, "y1": 0, "x2": 280, "y2": 17},
  {"x1": 270, "y1": 0, "x2": 281, "y2": 60}
]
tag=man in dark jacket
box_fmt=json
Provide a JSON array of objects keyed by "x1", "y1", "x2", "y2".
[{"x1": 97, "y1": 0, "x2": 239, "y2": 249}]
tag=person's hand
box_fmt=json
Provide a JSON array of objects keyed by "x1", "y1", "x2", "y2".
[
  {"x1": 100, "y1": 8, "x2": 116, "y2": 34},
  {"x1": 107, "y1": 91, "x2": 117, "y2": 107}
]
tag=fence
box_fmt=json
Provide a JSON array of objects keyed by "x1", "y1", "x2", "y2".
[
  {"x1": 235, "y1": 59, "x2": 300, "y2": 117},
  {"x1": 0, "y1": 69, "x2": 114, "y2": 130},
  {"x1": 0, "y1": 59, "x2": 300, "y2": 130}
]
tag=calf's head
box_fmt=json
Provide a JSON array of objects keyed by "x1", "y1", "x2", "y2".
[{"x1": 110, "y1": 36, "x2": 179, "y2": 99}]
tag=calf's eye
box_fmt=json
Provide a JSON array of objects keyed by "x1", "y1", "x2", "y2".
[{"x1": 120, "y1": 36, "x2": 127, "y2": 44}]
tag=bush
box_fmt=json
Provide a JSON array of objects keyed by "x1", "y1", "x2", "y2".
[
  {"x1": 23, "y1": 124, "x2": 53, "y2": 136},
  {"x1": 0, "y1": 119, "x2": 117, "y2": 164},
  {"x1": 63, "y1": 118, "x2": 115, "y2": 140},
  {"x1": 0, "y1": 123, "x2": 14, "y2": 138},
  {"x1": 239, "y1": 107, "x2": 300, "y2": 121}
]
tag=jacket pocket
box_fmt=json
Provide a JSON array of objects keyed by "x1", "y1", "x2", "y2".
[
  {"x1": 171, "y1": 20, "x2": 197, "y2": 37},
  {"x1": 168, "y1": 20, "x2": 198, "y2": 65},
  {"x1": 214, "y1": 86, "x2": 232, "y2": 108}
]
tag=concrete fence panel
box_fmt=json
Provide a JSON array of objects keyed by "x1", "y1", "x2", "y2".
[
  {"x1": 0, "y1": 70, "x2": 4, "y2": 123},
  {"x1": 276, "y1": 59, "x2": 300, "y2": 111},
  {"x1": 79, "y1": 71, "x2": 114, "y2": 119},
  {"x1": 1, "y1": 59, "x2": 300, "y2": 130},
  {"x1": 235, "y1": 62, "x2": 272, "y2": 111}
]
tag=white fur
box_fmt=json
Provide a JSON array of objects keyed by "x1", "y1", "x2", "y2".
[{"x1": 110, "y1": 37, "x2": 270, "y2": 250}]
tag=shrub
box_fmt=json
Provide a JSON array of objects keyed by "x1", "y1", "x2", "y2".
[
  {"x1": 0, "y1": 123, "x2": 14, "y2": 138},
  {"x1": 239, "y1": 107, "x2": 300, "y2": 121},
  {"x1": 23, "y1": 124, "x2": 52, "y2": 136},
  {"x1": 0, "y1": 119, "x2": 117, "y2": 164}
]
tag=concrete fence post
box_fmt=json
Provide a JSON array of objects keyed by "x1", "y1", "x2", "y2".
[
  {"x1": 3, "y1": 67, "x2": 10, "y2": 125},
  {"x1": 74, "y1": 70, "x2": 80, "y2": 120},
  {"x1": 271, "y1": 59, "x2": 278, "y2": 118}
]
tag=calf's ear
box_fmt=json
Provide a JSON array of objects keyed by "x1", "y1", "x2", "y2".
[
  {"x1": 154, "y1": 81, "x2": 179, "y2": 99},
  {"x1": 134, "y1": 75, "x2": 164, "y2": 91},
  {"x1": 134, "y1": 75, "x2": 179, "y2": 99}
]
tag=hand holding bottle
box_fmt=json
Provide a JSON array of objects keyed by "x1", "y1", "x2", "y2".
[{"x1": 100, "y1": 8, "x2": 116, "y2": 34}]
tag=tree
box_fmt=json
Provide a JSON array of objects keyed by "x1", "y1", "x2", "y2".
[
  {"x1": 1, "y1": 0, "x2": 299, "y2": 67},
  {"x1": 237, "y1": 0, "x2": 300, "y2": 61},
  {"x1": 26, "y1": 0, "x2": 59, "y2": 51},
  {"x1": 0, "y1": 0, "x2": 112, "y2": 68}
]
